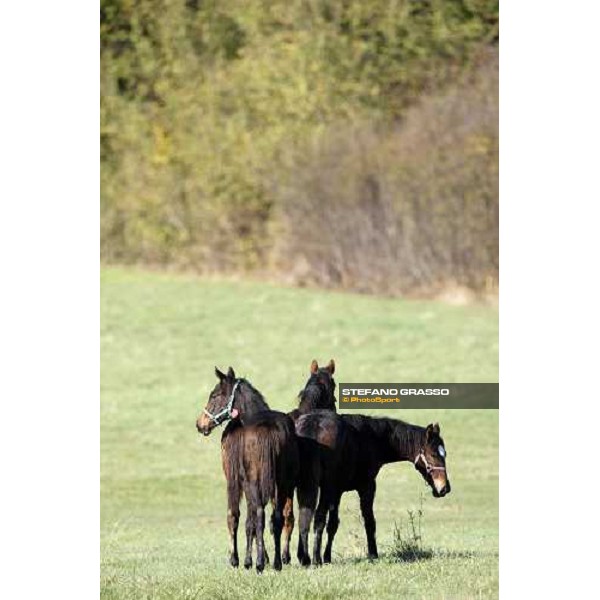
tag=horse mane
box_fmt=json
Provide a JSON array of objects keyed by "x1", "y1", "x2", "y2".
[
  {"x1": 342, "y1": 414, "x2": 426, "y2": 456},
  {"x1": 237, "y1": 378, "x2": 271, "y2": 414}
]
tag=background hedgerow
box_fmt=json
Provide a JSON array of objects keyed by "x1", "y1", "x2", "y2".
[{"x1": 101, "y1": 0, "x2": 498, "y2": 297}]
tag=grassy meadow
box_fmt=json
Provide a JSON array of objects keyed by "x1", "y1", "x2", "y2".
[{"x1": 101, "y1": 267, "x2": 498, "y2": 599}]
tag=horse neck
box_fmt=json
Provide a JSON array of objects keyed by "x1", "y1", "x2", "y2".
[
  {"x1": 236, "y1": 381, "x2": 270, "y2": 417},
  {"x1": 378, "y1": 420, "x2": 426, "y2": 465}
]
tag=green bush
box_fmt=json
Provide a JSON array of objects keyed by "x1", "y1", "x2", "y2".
[{"x1": 101, "y1": 0, "x2": 499, "y2": 293}]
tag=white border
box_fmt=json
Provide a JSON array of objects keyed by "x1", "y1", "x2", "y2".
[
  {"x1": 501, "y1": 1, "x2": 600, "y2": 596},
  {"x1": 0, "y1": 3, "x2": 99, "y2": 598},
  {"x1": 1, "y1": 1, "x2": 599, "y2": 598}
]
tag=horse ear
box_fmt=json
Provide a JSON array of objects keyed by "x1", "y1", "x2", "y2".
[
  {"x1": 227, "y1": 366, "x2": 236, "y2": 380},
  {"x1": 425, "y1": 423, "x2": 440, "y2": 441},
  {"x1": 310, "y1": 360, "x2": 319, "y2": 374},
  {"x1": 425, "y1": 423, "x2": 434, "y2": 441},
  {"x1": 326, "y1": 359, "x2": 335, "y2": 374},
  {"x1": 215, "y1": 367, "x2": 226, "y2": 381}
]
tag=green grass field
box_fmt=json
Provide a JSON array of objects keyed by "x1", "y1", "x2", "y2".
[{"x1": 101, "y1": 267, "x2": 499, "y2": 599}]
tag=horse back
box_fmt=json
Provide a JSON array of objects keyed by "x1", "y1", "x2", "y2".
[{"x1": 295, "y1": 410, "x2": 346, "y2": 451}]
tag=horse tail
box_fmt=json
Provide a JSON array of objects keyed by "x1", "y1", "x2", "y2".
[
  {"x1": 258, "y1": 419, "x2": 299, "y2": 506},
  {"x1": 257, "y1": 431, "x2": 278, "y2": 505},
  {"x1": 221, "y1": 427, "x2": 244, "y2": 506}
]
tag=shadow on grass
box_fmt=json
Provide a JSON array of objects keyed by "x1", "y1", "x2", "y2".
[
  {"x1": 324, "y1": 551, "x2": 433, "y2": 567},
  {"x1": 385, "y1": 547, "x2": 496, "y2": 564},
  {"x1": 322, "y1": 546, "x2": 496, "y2": 567},
  {"x1": 387, "y1": 545, "x2": 434, "y2": 563}
]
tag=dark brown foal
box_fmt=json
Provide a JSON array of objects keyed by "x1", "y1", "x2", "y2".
[{"x1": 197, "y1": 367, "x2": 299, "y2": 572}]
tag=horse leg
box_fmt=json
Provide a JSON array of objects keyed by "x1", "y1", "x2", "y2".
[
  {"x1": 359, "y1": 481, "x2": 378, "y2": 559},
  {"x1": 281, "y1": 496, "x2": 294, "y2": 565},
  {"x1": 261, "y1": 508, "x2": 270, "y2": 566},
  {"x1": 226, "y1": 486, "x2": 241, "y2": 567},
  {"x1": 243, "y1": 495, "x2": 254, "y2": 569},
  {"x1": 296, "y1": 484, "x2": 317, "y2": 566},
  {"x1": 255, "y1": 502, "x2": 267, "y2": 573},
  {"x1": 323, "y1": 493, "x2": 341, "y2": 564},
  {"x1": 242, "y1": 494, "x2": 270, "y2": 569},
  {"x1": 271, "y1": 494, "x2": 287, "y2": 571},
  {"x1": 312, "y1": 489, "x2": 330, "y2": 566}
]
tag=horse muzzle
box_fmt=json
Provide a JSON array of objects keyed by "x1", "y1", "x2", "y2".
[
  {"x1": 196, "y1": 415, "x2": 214, "y2": 436},
  {"x1": 432, "y1": 478, "x2": 451, "y2": 498}
]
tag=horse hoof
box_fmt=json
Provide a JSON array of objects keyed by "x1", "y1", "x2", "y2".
[
  {"x1": 230, "y1": 556, "x2": 239, "y2": 568},
  {"x1": 323, "y1": 554, "x2": 332, "y2": 564},
  {"x1": 367, "y1": 552, "x2": 379, "y2": 560},
  {"x1": 256, "y1": 562, "x2": 265, "y2": 573},
  {"x1": 273, "y1": 559, "x2": 282, "y2": 571},
  {"x1": 300, "y1": 556, "x2": 311, "y2": 567},
  {"x1": 282, "y1": 552, "x2": 291, "y2": 565},
  {"x1": 244, "y1": 558, "x2": 252, "y2": 570}
]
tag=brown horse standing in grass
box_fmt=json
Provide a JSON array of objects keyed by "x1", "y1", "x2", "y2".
[
  {"x1": 294, "y1": 412, "x2": 451, "y2": 564},
  {"x1": 196, "y1": 367, "x2": 299, "y2": 572},
  {"x1": 282, "y1": 359, "x2": 337, "y2": 565}
]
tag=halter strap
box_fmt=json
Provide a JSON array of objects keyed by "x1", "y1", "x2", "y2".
[
  {"x1": 414, "y1": 451, "x2": 446, "y2": 474},
  {"x1": 203, "y1": 380, "x2": 241, "y2": 426}
]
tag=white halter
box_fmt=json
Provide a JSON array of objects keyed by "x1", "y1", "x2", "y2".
[
  {"x1": 203, "y1": 380, "x2": 241, "y2": 426},
  {"x1": 414, "y1": 451, "x2": 446, "y2": 474}
]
